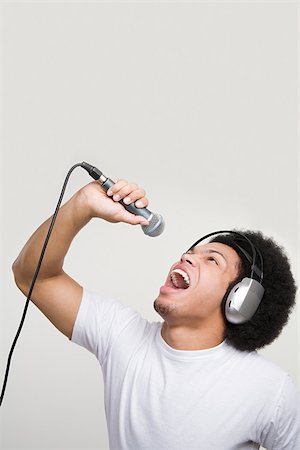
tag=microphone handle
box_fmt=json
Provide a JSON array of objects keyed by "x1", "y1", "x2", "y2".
[{"x1": 101, "y1": 177, "x2": 152, "y2": 220}]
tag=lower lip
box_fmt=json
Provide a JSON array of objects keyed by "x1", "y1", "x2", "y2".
[{"x1": 159, "y1": 285, "x2": 185, "y2": 295}]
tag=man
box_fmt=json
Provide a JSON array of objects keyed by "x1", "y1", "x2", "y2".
[{"x1": 13, "y1": 179, "x2": 300, "y2": 449}]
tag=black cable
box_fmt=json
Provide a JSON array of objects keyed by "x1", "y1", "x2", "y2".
[{"x1": 0, "y1": 162, "x2": 83, "y2": 407}]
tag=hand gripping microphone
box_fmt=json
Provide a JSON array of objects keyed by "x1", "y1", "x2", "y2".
[{"x1": 81, "y1": 162, "x2": 165, "y2": 237}]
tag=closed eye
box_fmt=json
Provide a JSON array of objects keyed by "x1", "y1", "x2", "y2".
[{"x1": 208, "y1": 256, "x2": 218, "y2": 265}]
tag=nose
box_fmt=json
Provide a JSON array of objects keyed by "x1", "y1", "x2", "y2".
[{"x1": 181, "y1": 253, "x2": 195, "y2": 266}]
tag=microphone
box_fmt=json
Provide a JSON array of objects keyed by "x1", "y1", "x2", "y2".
[{"x1": 81, "y1": 162, "x2": 165, "y2": 237}]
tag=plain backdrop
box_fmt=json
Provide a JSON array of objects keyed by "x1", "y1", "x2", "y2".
[{"x1": 0, "y1": 1, "x2": 298, "y2": 449}]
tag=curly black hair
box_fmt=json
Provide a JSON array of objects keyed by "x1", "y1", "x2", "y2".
[{"x1": 210, "y1": 230, "x2": 297, "y2": 352}]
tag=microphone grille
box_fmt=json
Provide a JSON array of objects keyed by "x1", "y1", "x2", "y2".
[{"x1": 141, "y1": 213, "x2": 165, "y2": 237}]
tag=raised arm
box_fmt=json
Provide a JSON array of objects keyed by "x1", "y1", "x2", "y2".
[{"x1": 12, "y1": 180, "x2": 149, "y2": 339}]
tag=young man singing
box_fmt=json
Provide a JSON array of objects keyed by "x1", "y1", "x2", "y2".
[{"x1": 13, "y1": 179, "x2": 300, "y2": 449}]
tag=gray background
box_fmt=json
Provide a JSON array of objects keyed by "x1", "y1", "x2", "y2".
[{"x1": 0, "y1": 1, "x2": 298, "y2": 449}]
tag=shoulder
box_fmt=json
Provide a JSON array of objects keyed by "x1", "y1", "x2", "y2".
[
  {"x1": 224, "y1": 342, "x2": 300, "y2": 446},
  {"x1": 71, "y1": 288, "x2": 158, "y2": 363},
  {"x1": 76, "y1": 288, "x2": 151, "y2": 331},
  {"x1": 224, "y1": 341, "x2": 289, "y2": 381},
  {"x1": 222, "y1": 341, "x2": 296, "y2": 403}
]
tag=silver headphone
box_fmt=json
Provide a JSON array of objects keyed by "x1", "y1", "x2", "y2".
[{"x1": 186, "y1": 230, "x2": 264, "y2": 325}]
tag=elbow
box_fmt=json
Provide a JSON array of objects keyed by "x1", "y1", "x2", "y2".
[
  {"x1": 12, "y1": 258, "x2": 20, "y2": 284},
  {"x1": 12, "y1": 258, "x2": 28, "y2": 295}
]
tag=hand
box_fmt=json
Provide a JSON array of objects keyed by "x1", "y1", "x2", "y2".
[{"x1": 79, "y1": 179, "x2": 150, "y2": 226}]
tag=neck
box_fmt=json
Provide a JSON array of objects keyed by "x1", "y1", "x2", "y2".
[{"x1": 161, "y1": 321, "x2": 225, "y2": 351}]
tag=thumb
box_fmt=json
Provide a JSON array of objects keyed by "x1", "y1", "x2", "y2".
[
  {"x1": 122, "y1": 212, "x2": 149, "y2": 226},
  {"x1": 136, "y1": 216, "x2": 150, "y2": 226}
]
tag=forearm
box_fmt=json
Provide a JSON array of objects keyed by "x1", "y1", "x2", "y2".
[{"x1": 13, "y1": 189, "x2": 90, "y2": 286}]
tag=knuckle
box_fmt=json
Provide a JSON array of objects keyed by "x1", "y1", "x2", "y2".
[
  {"x1": 115, "y1": 179, "x2": 127, "y2": 189},
  {"x1": 119, "y1": 185, "x2": 131, "y2": 195},
  {"x1": 131, "y1": 189, "x2": 143, "y2": 199}
]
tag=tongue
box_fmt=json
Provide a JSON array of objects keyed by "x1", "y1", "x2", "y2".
[{"x1": 174, "y1": 273, "x2": 189, "y2": 289}]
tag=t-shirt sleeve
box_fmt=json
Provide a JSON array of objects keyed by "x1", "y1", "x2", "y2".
[
  {"x1": 71, "y1": 288, "x2": 150, "y2": 365},
  {"x1": 261, "y1": 374, "x2": 300, "y2": 450}
]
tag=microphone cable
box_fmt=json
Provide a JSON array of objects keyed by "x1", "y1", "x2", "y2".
[{"x1": 0, "y1": 162, "x2": 84, "y2": 407}]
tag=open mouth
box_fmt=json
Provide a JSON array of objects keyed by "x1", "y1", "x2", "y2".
[{"x1": 170, "y1": 269, "x2": 190, "y2": 289}]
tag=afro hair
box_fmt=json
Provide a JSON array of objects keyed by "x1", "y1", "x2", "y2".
[{"x1": 210, "y1": 230, "x2": 297, "y2": 352}]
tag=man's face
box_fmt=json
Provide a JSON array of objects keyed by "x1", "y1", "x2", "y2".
[{"x1": 154, "y1": 242, "x2": 241, "y2": 327}]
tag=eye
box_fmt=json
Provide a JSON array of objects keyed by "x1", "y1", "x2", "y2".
[{"x1": 208, "y1": 256, "x2": 218, "y2": 265}]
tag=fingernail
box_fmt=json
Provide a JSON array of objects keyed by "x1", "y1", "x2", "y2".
[
  {"x1": 113, "y1": 194, "x2": 120, "y2": 201},
  {"x1": 135, "y1": 200, "x2": 143, "y2": 208},
  {"x1": 123, "y1": 196, "x2": 131, "y2": 204},
  {"x1": 107, "y1": 189, "x2": 113, "y2": 196},
  {"x1": 141, "y1": 221, "x2": 149, "y2": 226}
]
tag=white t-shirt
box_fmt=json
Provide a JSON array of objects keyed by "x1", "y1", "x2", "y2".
[{"x1": 71, "y1": 289, "x2": 300, "y2": 450}]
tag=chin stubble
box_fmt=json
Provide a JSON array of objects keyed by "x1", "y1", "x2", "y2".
[{"x1": 153, "y1": 299, "x2": 177, "y2": 318}]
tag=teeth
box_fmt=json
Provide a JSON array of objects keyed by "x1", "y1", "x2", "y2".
[{"x1": 170, "y1": 269, "x2": 190, "y2": 289}]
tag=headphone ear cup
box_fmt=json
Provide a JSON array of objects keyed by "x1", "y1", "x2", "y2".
[
  {"x1": 224, "y1": 278, "x2": 265, "y2": 325},
  {"x1": 221, "y1": 285, "x2": 232, "y2": 317}
]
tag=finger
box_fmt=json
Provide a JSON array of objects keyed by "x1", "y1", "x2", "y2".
[
  {"x1": 133, "y1": 197, "x2": 148, "y2": 208},
  {"x1": 123, "y1": 189, "x2": 147, "y2": 206},
  {"x1": 121, "y1": 211, "x2": 149, "y2": 226},
  {"x1": 106, "y1": 179, "x2": 128, "y2": 197},
  {"x1": 111, "y1": 183, "x2": 139, "y2": 203},
  {"x1": 136, "y1": 215, "x2": 149, "y2": 225}
]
